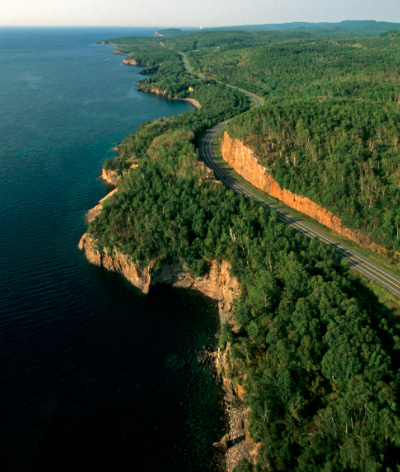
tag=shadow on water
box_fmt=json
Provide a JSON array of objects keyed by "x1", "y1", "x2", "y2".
[
  {"x1": 0, "y1": 28, "x2": 226, "y2": 472},
  {"x1": 2, "y1": 281, "x2": 227, "y2": 472}
]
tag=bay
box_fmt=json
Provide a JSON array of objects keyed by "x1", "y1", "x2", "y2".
[{"x1": 0, "y1": 27, "x2": 224, "y2": 471}]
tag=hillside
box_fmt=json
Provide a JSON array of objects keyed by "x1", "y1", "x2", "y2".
[{"x1": 81, "y1": 28, "x2": 400, "y2": 471}]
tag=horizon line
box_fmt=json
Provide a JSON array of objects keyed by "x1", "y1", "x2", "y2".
[{"x1": 1, "y1": 19, "x2": 400, "y2": 29}]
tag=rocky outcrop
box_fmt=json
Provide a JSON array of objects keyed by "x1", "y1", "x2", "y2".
[
  {"x1": 86, "y1": 188, "x2": 118, "y2": 224},
  {"x1": 215, "y1": 343, "x2": 258, "y2": 471},
  {"x1": 79, "y1": 234, "x2": 239, "y2": 310},
  {"x1": 137, "y1": 83, "x2": 168, "y2": 97},
  {"x1": 153, "y1": 259, "x2": 239, "y2": 311},
  {"x1": 101, "y1": 168, "x2": 119, "y2": 186},
  {"x1": 79, "y1": 214, "x2": 243, "y2": 471},
  {"x1": 221, "y1": 132, "x2": 388, "y2": 255},
  {"x1": 79, "y1": 233, "x2": 152, "y2": 293},
  {"x1": 102, "y1": 162, "x2": 139, "y2": 186},
  {"x1": 137, "y1": 84, "x2": 201, "y2": 108},
  {"x1": 123, "y1": 57, "x2": 154, "y2": 67},
  {"x1": 79, "y1": 230, "x2": 254, "y2": 471},
  {"x1": 122, "y1": 58, "x2": 139, "y2": 66}
]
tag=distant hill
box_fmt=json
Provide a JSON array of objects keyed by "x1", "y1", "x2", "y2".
[
  {"x1": 154, "y1": 28, "x2": 184, "y2": 37},
  {"x1": 205, "y1": 20, "x2": 400, "y2": 36},
  {"x1": 380, "y1": 28, "x2": 400, "y2": 38}
]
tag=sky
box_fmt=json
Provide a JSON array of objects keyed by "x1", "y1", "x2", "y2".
[{"x1": 1, "y1": 0, "x2": 400, "y2": 28}]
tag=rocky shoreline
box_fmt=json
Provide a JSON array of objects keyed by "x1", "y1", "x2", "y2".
[
  {"x1": 138, "y1": 83, "x2": 201, "y2": 109},
  {"x1": 79, "y1": 216, "x2": 254, "y2": 469},
  {"x1": 79, "y1": 229, "x2": 253, "y2": 470},
  {"x1": 198, "y1": 317, "x2": 254, "y2": 471},
  {"x1": 79, "y1": 48, "x2": 253, "y2": 471},
  {"x1": 215, "y1": 342, "x2": 255, "y2": 471},
  {"x1": 79, "y1": 231, "x2": 240, "y2": 305}
]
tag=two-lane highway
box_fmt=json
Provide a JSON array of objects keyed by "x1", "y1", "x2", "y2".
[
  {"x1": 200, "y1": 115, "x2": 400, "y2": 299},
  {"x1": 177, "y1": 49, "x2": 400, "y2": 298}
]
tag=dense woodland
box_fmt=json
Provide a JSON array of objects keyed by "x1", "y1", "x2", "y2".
[
  {"x1": 91, "y1": 26, "x2": 400, "y2": 470},
  {"x1": 229, "y1": 101, "x2": 400, "y2": 251},
  {"x1": 163, "y1": 28, "x2": 400, "y2": 253},
  {"x1": 104, "y1": 35, "x2": 249, "y2": 174},
  {"x1": 170, "y1": 29, "x2": 400, "y2": 102}
]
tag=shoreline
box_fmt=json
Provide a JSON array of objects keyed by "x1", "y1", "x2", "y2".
[
  {"x1": 80, "y1": 43, "x2": 251, "y2": 471},
  {"x1": 138, "y1": 83, "x2": 202, "y2": 109},
  {"x1": 80, "y1": 208, "x2": 249, "y2": 470},
  {"x1": 180, "y1": 97, "x2": 201, "y2": 108},
  {"x1": 83, "y1": 30, "x2": 400, "y2": 472},
  {"x1": 80, "y1": 222, "x2": 251, "y2": 471}
]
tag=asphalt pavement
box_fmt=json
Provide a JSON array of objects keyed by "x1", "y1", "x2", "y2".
[
  {"x1": 199, "y1": 101, "x2": 400, "y2": 299},
  {"x1": 177, "y1": 50, "x2": 400, "y2": 298}
]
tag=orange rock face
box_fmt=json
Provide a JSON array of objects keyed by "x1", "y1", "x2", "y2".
[
  {"x1": 154, "y1": 259, "x2": 240, "y2": 312},
  {"x1": 122, "y1": 58, "x2": 138, "y2": 66},
  {"x1": 78, "y1": 234, "x2": 240, "y2": 311},
  {"x1": 78, "y1": 234, "x2": 151, "y2": 293},
  {"x1": 221, "y1": 132, "x2": 388, "y2": 254},
  {"x1": 101, "y1": 168, "x2": 119, "y2": 186}
]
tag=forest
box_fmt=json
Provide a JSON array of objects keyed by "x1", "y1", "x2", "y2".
[
  {"x1": 159, "y1": 28, "x2": 400, "y2": 253},
  {"x1": 88, "y1": 27, "x2": 400, "y2": 470},
  {"x1": 228, "y1": 100, "x2": 400, "y2": 252}
]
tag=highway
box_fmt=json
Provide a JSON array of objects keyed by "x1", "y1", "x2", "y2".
[
  {"x1": 176, "y1": 50, "x2": 400, "y2": 298},
  {"x1": 199, "y1": 92, "x2": 400, "y2": 299},
  {"x1": 178, "y1": 52, "x2": 195, "y2": 75}
]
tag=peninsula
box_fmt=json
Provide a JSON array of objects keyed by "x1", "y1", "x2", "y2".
[{"x1": 81, "y1": 25, "x2": 400, "y2": 471}]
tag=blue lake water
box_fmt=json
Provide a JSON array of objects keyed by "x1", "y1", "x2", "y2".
[{"x1": 0, "y1": 27, "x2": 224, "y2": 471}]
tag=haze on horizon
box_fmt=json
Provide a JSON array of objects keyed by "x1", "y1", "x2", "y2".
[{"x1": 1, "y1": 0, "x2": 400, "y2": 28}]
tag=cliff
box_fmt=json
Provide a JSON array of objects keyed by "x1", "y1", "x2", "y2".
[
  {"x1": 101, "y1": 167, "x2": 119, "y2": 186},
  {"x1": 79, "y1": 233, "x2": 239, "y2": 311},
  {"x1": 102, "y1": 142, "x2": 139, "y2": 187},
  {"x1": 122, "y1": 58, "x2": 139, "y2": 66},
  {"x1": 215, "y1": 343, "x2": 258, "y2": 470},
  {"x1": 79, "y1": 233, "x2": 152, "y2": 292},
  {"x1": 221, "y1": 132, "x2": 389, "y2": 255},
  {"x1": 137, "y1": 84, "x2": 201, "y2": 108},
  {"x1": 78, "y1": 231, "x2": 253, "y2": 470}
]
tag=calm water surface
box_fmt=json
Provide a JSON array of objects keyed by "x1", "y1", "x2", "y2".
[{"x1": 0, "y1": 27, "x2": 224, "y2": 471}]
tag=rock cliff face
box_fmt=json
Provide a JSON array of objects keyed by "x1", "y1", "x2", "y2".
[
  {"x1": 101, "y1": 168, "x2": 119, "y2": 186},
  {"x1": 221, "y1": 132, "x2": 388, "y2": 254},
  {"x1": 153, "y1": 259, "x2": 239, "y2": 311},
  {"x1": 138, "y1": 84, "x2": 170, "y2": 98},
  {"x1": 79, "y1": 233, "x2": 152, "y2": 292},
  {"x1": 215, "y1": 343, "x2": 258, "y2": 470},
  {"x1": 137, "y1": 84, "x2": 201, "y2": 108},
  {"x1": 79, "y1": 233, "x2": 240, "y2": 311},
  {"x1": 122, "y1": 58, "x2": 139, "y2": 66}
]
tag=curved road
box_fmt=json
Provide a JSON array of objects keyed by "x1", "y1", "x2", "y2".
[
  {"x1": 200, "y1": 92, "x2": 400, "y2": 299},
  {"x1": 177, "y1": 50, "x2": 400, "y2": 298}
]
